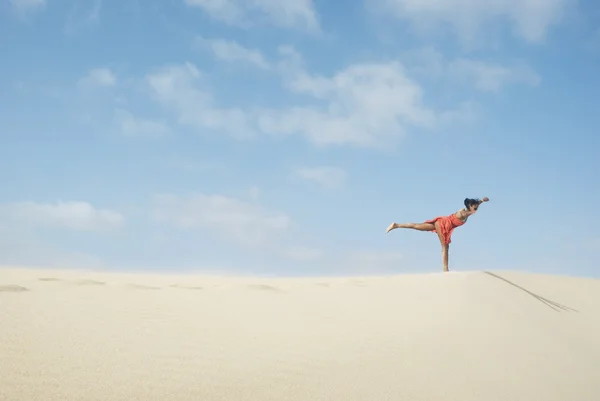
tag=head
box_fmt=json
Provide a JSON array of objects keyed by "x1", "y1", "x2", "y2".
[{"x1": 464, "y1": 198, "x2": 481, "y2": 212}]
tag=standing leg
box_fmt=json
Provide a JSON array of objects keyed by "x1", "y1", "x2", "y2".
[
  {"x1": 434, "y1": 221, "x2": 450, "y2": 272},
  {"x1": 441, "y1": 244, "x2": 449, "y2": 272},
  {"x1": 386, "y1": 222, "x2": 435, "y2": 233}
]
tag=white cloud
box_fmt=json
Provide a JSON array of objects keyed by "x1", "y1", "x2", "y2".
[
  {"x1": 448, "y1": 58, "x2": 540, "y2": 92},
  {"x1": 276, "y1": 45, "x2": 306, "y2": 76},
  {"x1": 115, "y1": 109, "x2": 171, "y2": 138},
  {"x1": 259, "y1": 61, "x2": 436, "y2": 148},
  {"x1": 184, "y1": 0, "x2": 319, "y2": 32},
  {"x1": 183, "y1": 0, "x2": 243, "y2": 25},
  {"x1": 145, "y1": 55, "x2": 471, "y2": 148},
  {"x1": 194, "y1": 38, "x2": 306, "y2": 76},
  {"x1": 146, "y1": 63, "x2": 254, "y2": 139},
  {"x1": 295, "y1": 166, "x2": 348, "y2": 190},
  {"x1": 79, "y1": 68, "x2": 116, "y2": 88},
  {"x1": 370, "y1": 0, "x2": 572, "y2": 43},
  {"x1": 152, "y1": 193, "x2": 289, "y2": 248},
  {"x1": 10, "y1": 0, "x2": 45, "y2": 13},
  {"x1": 194, "y1": 36, "x2": 271, "y2": 69},
  {"x1": 0, "y1": 201, "x2": 124, "y2": 231},
  {"x1": 404, "y1": 47, "x2": 541, "y2": 92}
]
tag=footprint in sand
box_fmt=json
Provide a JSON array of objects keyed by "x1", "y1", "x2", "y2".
[
  {"x1": 74, "y1": 279, "x2": 106, "y2": 286},
  {"x1": 38, "y1": 277, "x2": 61, "y2": 282},
  {"x1": 0, "y1": 285, "x2": 29, "y2": 292},
  {"x1": 170, "y1": 284, "x2": 203, "y2": 290},
  {"x1": 128, "y1": 283, "x2": 161, "y2": 290},
  {"x1": 247, "y1": 284, "x2": 282, "y2": 292}
]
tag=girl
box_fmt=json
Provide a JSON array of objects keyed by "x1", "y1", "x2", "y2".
[{"x1": 386, "y1": 197, "x2": 489, "y2": 272}]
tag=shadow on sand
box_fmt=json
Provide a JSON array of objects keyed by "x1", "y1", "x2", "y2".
[{"x1": 483, "y1": 271, "x2": 578, "y2": 313}]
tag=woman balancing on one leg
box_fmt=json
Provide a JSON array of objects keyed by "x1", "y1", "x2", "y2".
[{"x1": 386, "y1": 197, "x2": 489, "y2": 272}]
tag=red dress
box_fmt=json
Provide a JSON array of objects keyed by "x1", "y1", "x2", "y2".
[{"x1": 424, "y1": 213, "x2": 466, "y2": 245}]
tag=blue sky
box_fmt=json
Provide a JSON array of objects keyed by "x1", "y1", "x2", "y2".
[{"x1": 1, "y1": 0, "x2": 599, "y2": 277}]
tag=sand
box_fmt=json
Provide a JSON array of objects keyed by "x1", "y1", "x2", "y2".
[{"x1": 1, "y1": 267, "x2": 599, "y2": 401}]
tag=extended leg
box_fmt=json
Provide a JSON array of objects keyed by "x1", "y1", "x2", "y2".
[{"x1": 386, "y1": 222, "x2": 435, "y2": 233}]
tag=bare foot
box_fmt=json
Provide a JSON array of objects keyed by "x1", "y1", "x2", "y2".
[{"x1": 386, "y1": 223, "x2": 396, "y2": 233}]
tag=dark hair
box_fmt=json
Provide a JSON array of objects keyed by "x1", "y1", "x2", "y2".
[{"x1": 464, "y1": 198, "x2": 481, "y2": 209}]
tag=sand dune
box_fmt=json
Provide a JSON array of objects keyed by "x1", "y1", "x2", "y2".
[{"x1": 1, "y1": 267, "x2": 599, "y2": 401}]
